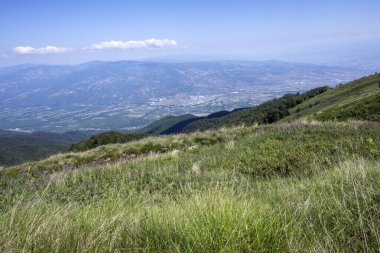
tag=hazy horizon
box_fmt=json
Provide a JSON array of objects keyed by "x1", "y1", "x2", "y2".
[{"x1": 1, "y1": 0, "x2": 380, "y2": 67}]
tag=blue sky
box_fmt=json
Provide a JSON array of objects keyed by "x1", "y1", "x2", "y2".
[{"x1": 0, "y1": 0, "x2": 379, "y2": 66}]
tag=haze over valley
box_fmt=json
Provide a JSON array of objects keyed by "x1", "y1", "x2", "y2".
[{"x1": 0, "y1": 60, "x2": 376, "y2": 132}]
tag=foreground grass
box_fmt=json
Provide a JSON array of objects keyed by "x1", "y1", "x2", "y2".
[
  {"x1": 1, "y1": 121, "x2": 380, "y2": 252},
  {"x1": 1, "y1": 159, "x2": 380, "y2": 252},
  {"x1": 3, "y1": 121, "x2": 380, "y2": 177}
]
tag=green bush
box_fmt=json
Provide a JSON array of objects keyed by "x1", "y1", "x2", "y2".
[{"x1": 69, "y1": 131, "x2": 146, "y2": 152}]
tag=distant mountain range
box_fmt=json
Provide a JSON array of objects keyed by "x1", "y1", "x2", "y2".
[{"x1": 0, "y1": 60, "x2": 376, "y2": 132}]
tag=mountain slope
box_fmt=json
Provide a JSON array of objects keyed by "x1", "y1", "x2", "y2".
[
  {"x1": 140, "y1": 110, "x2": 233, "y2": 135},
  {"x1": 283, "y1": 73, "x2": 380, "y2": 122},
  {"x1": 139, "y1": 114, "x2": 197, "y2": 134}
]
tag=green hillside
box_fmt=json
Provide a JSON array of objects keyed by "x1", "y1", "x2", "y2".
[
  {"x1": 2, "y1": 121, "x2": 380, "y2": 252},
  {"x1": 140, "y1": 114, "x2": 197, "y2": 134},
  {"x1": 0, "y1": 131, "x2": 90, "y2": 166},
  {"x1": 283, "y1": 73, "x2": 380, "y2": 122}
]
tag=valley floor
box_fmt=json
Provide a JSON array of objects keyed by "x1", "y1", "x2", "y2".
[{"x1": 1, "y1": 121, "x2": 380, "y2": 252}]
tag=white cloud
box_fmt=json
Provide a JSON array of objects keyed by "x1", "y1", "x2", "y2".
[
  {"x1": 13, "y1": 45, "x2": 72, "y2": 55},
  {"x1": 87, "y1": 38, "x2": 178, "y2": 50}
]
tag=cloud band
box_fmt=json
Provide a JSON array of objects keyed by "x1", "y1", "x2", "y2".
[
  {"x1": 13, "y1": 39, "x2": 177, "y2": 55},
  {"x1": 14, "y1": 46, "x2": 72, "y2": 55},
  {"x1": 87, "y1": 38, "x2": 178, "y2": 50}
]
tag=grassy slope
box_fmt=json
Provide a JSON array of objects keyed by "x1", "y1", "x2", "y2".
[
  {"x1": 283, "y1": 73, "x2": 380, "y2": 122},
  {"x1": 2, "y1": 121, "x2": 380, "y2": 252}
]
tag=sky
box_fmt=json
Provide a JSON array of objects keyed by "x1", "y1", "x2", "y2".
[{"x1": 0, "y1": 0, "x2": 380, "y2": 67}]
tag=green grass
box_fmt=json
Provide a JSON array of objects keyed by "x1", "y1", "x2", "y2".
[
  {"x1": 69, "y1": 131, "x2": 146, "y2": 152},
  {"x1": 315, "y1": 92, "x2": 380, "y2": 122},
  {"x1": 1, "y1": 121, "x2": 380, "y2": 252},
  {"x1": 284, "y1": 73, "x2": 380, "y2": 122},
  {"x1": 3, "y1": 121, "x2": 380, "y2": 177}
]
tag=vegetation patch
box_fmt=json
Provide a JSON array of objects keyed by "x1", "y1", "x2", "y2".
[{"x1": 69, "y1": 131, "x2": 146, "y2": 152}]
